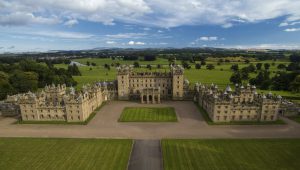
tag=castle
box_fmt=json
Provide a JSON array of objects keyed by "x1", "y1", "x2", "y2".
[
  {"x1": 0, "y1": 64, "x2": 283, "y2": 123},
  {"x1": 195, "y1": 83, "x2": 282, "y2": 122},
  {"x1": 117, "y1": 65, "x2": 188, "y2": 103},
  {"x1": 5, "y1": 83, "x2": 111, "y2": 122}
]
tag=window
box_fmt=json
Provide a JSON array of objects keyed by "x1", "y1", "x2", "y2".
[{"x1": 78, "y1": 116, "x2": 80, "y2": 120}]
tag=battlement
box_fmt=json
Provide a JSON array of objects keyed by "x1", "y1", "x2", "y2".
[
  {"x1": 117, "y1": 65, "x2": 133, "y2": 75},
  {"x1": 171, "y1": 65, "x2": 184, "y2": 75}
]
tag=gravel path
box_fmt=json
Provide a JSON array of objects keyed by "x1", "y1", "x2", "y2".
[{"x1": 128, "y1": 140, "x2": 162, "y2": 170}]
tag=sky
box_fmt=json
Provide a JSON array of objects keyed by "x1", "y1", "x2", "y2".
[{"x1": 0, "y1": 0, "x2": 300, "y2": 53}]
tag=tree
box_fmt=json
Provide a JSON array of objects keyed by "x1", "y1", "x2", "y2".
[
  {"x1": 264, "y1": 63, "x2": 270, "y2": 70},
  {"x1": 133, "y1": 62, "x2": 140, "y2": 68},
  {"x1": 0, "y1": 71, "x2": 14, "y2": 100},
  {"x1": 256, "y1": 63, "x2": 262, "y2": 70},
  {"x1": 86, "y1": 61, "x2": 90, "y2": 66},
  {"x1": 195, "y1": 63, "x2": 201, "y2": 69},
  {"x1": 9, "y1": 71, "x2": 38, "y2": 93},
  {"x1": 231, "y1": 64, "x2": 239, "y2": 72},
  {"x1": 144, "y1": 55, "x2": 156, "y2": 61},
  {"x1": 146, "y1": 64, "x2": 152, "y2": 70},
  {"x1": 277, "y1": 64, "x2": 286, "y2": 70},
  {"x1": 67, "y1": 64, "x2": 81, "y2": 76},
  {"x1": 290, "y1": 75, "x2": 300, "y2": 92},
  {"x1": 247, "y1": 64, "x2": 256, "y2": 73},
  {"x1": 201, "y1": 60, "x2": 206, "y2": 65},
  {"x1": 157, "y1": 64, "x2": 161, "y2": 69},
  {"x1": 245, "y1": 59, "x2": 250, "y2": 64},
  {"x1": 287, "y1": 63, "x2": 300, "y2": 71},
  {"x1": 91, "y1": 62, "x2": 97, "y2": 66},
  {"x1": 240, "y1": 69, "x2": 249, "y2": 80},
  {"x1": 290, "y1": 53, "x2": 300, "y2": 63},
  {"x1": 230, "y1": 72, "x2": 242, "y2": 84},
  {"x1": 206, "y1": 64, "x2": 215, "y2": 70},
  {"x1": 182, "y1": 61, "x2": 191, "y2": 69}
]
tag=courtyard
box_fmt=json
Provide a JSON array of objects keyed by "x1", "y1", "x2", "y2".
[{"x1": 0, "y1": 101, "x2": 300, "y2": 139}]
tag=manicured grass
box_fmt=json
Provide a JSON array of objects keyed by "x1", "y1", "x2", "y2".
[
  {"x1": 162, "y1": 139, "x2": 300, "y2": 170},
  {"x1": 0, "y1": 138, "x2": 133, "y2": 170},
  {"x1": 194, "y1": 102, "x2": 286, "y2": 125},
  {"x1": 288, "y1": 115, "x2": 300, "y2": 123},
  {"x1": 119, "y1": 107, "x2": 177, "y2": 122},
  {"x1": 18, "y1": 102, "x2": 106, "y2": 125}
]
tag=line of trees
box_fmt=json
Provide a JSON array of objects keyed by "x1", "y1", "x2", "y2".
[{"x1": 0, "y1": 60, "x2": 79, "y2": 100}]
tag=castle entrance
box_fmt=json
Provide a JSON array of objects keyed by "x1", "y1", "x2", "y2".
[{"x1": 140, "y1": 88, "x2": 161, "y2": 104}]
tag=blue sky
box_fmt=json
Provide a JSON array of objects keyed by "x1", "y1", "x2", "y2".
[{"x1": 0, "y1": 0, "x2": 300, "y2": 52}]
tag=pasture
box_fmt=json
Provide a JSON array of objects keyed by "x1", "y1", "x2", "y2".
[
  {"x1": 0, "y1": 138, "x2": 132, "y2": 170},
  {"x1": 119, "y1": 107, "x2": 177, "y2": 122},
  {"x1": 162, "y1": 139, "x2": 300, "y2": 170},
  {"x1": 54, "y1": 57, "x2": 299, "y2": 102}
]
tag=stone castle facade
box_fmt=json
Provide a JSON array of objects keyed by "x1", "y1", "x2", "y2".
[
  {"x1": 6, "y1": 83, "x2": 110, "y2": 122},
  {"x1": 0, "y1": 64, "x2": 284, "y2": 123},
  {"x1": 117, "y1": 65, "x2": 188, "y2": 103},
  {"x1": 195, "y1": 83, "x2": 282, "y2": 122}
]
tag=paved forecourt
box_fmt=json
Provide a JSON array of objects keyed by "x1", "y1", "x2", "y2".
[{"x1": 0, "y1": 101, "x2": 300, "y2": 139}]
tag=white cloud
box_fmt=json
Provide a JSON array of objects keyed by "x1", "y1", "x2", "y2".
[
  {"x1": 0, "y1": 12, "x2": 60, "y2": 26},
  {"x1": 222, "y1": 23, "x2": 233, "y2": 28},
  {"x1": 128, "y1": 40, "x2": 145, "y2": 45},
  {"x1": 106, "y1": 33, "x2": 147, "y2": 39},
  {"x1": 106, "y1": 41, "x2": 116, "y2": 44},
  {"x1": 198, "y1": 36, "x2": 218, "y2": 41},
  {"x1": 284, "y1": 28, "x2": 300, "y2": 32},
  {"x1": 31, "y1": 31, "x2": 94, "y2": 39},
  {"x1": 64, "y1": 19, "x2": 78, "y2": 27},
  {"x1": 128, "y1": 41, "x2": 135, "y2": 45},
  {"x1": 0, "y1": 1, "x2": 300, "y2": 28},
  {"x1": 135, "y1": 41, "x2": 145, "y2": 45},
  {"x1": 279, "y1": 21, "x2": 300, "y2": 27}
]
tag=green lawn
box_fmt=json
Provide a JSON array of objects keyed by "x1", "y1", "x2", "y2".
[
  {"x1": 162, "y1": 139, "x2": 300, "y2": 170},
  {"x1": 288, "y1": 115, "x2": 300, "y2": 123},
  {"x1": 0, "y1": 138, "x2": 132, "y2": 170},
  {"x1": 119, "y1": 107, "x2": 177, "y2": 122},
  {"x1": 53, "y1": 57, "x2": 299, "y2": 101}
]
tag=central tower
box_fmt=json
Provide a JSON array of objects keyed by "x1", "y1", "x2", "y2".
[{"x1": 171, "y1": 65, "x2": 184, "y2": 100}]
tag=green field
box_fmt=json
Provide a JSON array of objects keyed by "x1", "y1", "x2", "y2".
[
  {"x1": 119, "y1": 107, "x2": 177, "y2": 122},
  {"x1": 162, "y1": 139, "x2": 300, "y2": 170},
  {"x1": 288, "y1": 115, "x2": 300, "y2": 123},
  {"x1": 0, "y1": 138, "x2": 132, "y2": 170},
  {"x1": 55, "y1": 57, "x2": 299, "y2": 102}
]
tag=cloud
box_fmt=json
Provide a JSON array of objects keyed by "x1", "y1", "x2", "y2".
[
  {"x1": 64, "y1": 19, "x2": 78, "y2": 27},
  {"x1": 128, "y1": 41, "x2": 145, "y2": 45},
  {"x1": 31, "y1": 31, "x2": 94, "y2": 39},
  {"x1": 284, "y1": 28, "x2": 300, "y2": 32},
  {"x1": 7, "y1": 46, "x2": 15, "y2": 49},
  {"x1": 0, "y1": 12, "x2": 60, "y2": 26},
  {"x1": 1, "y1": 1, "x2": 300, "y2": 28},
  {"x1": 222, "y1": 23, "x2": 233, "y2": 28},
  {"x1": 279, "y1": 21, "x2": 300, "y2": 27},
  {"x1": 198, "y1": 36, "x2": 218, "y2": 41},
  {"x1": 106, "y1": 33, "x2": 147, "y2": 39},
  {"x1": 106, "y1": 41, "x2": 116, "y2": 44}
]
